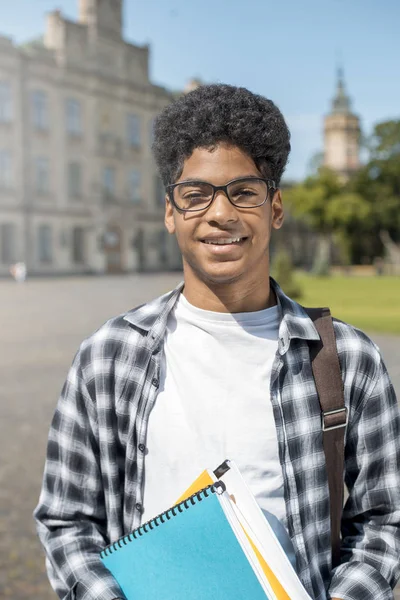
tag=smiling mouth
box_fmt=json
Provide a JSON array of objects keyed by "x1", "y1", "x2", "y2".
[{"x1": 201, "y1": 237, "x2": 247, "y2": 245}]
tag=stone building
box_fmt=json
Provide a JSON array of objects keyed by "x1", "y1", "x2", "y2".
[
  {"x1": 323, "y1": 68, "x2": 361, "y2": 180},
  {"x1": 0, "y1": 0, "x2": 182, "y2": 277}
]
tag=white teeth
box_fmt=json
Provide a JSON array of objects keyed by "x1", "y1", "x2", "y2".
[{"x1": 204, "y1": 238, "x2": 242, "y2": 245}]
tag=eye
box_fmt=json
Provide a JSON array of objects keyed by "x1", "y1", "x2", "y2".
[
  {"x1": 182, "y1": 191, "x2": 208, "y2": 199},
  {"x1": 178, "y1": 183, "x2": 212, "y2": 202},
  {"x1": 228, "y1": 179, "x2": 266, "y2": 203},
  {"x1": 231, "y1": 187, "x2": 257, "y2": 197}
]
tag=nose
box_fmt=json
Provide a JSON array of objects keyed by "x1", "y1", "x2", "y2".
[{"x1": 205, "y1": 189, "x2": 239, "y2": 224}]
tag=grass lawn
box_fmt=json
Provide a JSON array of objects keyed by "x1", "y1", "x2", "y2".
[{"x1": 294, "y1": 274, "x2": 400, "y2": 335}]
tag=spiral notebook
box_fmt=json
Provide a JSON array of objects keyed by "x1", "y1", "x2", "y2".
[
  {"x1": 101, "y1": 482, "x2": 277, "y2": 600},
  {"x1": 177, "y1": 460, "x2": 312, "y2": 600}
]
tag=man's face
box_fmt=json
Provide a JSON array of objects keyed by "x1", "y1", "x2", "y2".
[{"x1": 164, "y1": 143, "x2": 284, "y2": 287}]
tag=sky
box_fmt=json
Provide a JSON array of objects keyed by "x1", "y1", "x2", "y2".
[{"x1": 1, "y1": 0, "x2": 399, "y2": 181}]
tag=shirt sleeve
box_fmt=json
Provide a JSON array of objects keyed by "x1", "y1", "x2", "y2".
[
  {"x1": 33, "y1": 349, "x2": 125, "y2": 600},
  {"x1": 328, "y1": 357, "x2": 400, "y2": 600}
]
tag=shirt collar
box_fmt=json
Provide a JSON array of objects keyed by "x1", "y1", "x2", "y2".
[
  {"x1": 123, "y1": 282, "x2": 184, "y2": 345},
  {"x1": 123, "y1": 278, "x2": 320, "y2": 354},
  {"x1": 271, "y1": 278, "x2": 320, "y2": 354}
]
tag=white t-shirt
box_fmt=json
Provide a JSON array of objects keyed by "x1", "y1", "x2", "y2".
[{"x1": 144, "y1": 293, "x2": 296, "y2": 567}]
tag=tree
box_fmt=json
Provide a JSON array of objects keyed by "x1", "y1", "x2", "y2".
[
  {"x1": 284, "y1": 168, "x2": 370, "y2": 269},
  {"x1": 369, "y1": 120, "x2": 400, "y2": 160},
  {"x1": 306, "y1": 151, "x2": 324, "y2": 176},
  {"x1": 271, "y1": 249, "x2": 302, "y2": 299},
  {"x1": 349, "y1": 119, "x2": 400, "y2": 261},
  {"x1": 285, "y1": 119, "x2": 400, "y2": 266}
]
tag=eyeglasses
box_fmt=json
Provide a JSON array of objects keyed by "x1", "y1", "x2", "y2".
[{"x1": 166, "y1": 177, "x2": 276, "y2": 212}]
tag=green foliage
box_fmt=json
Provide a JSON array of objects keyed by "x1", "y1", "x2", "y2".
[
  {"x1": 271, "y1": 249, "x2": 302, "y2": 299},
  {"x1": 325, "y1": 192, "x2": 373, "y2": 228},
  {"x1": 286, "y1": 168, "x2": 371, "y2": 234},
  {"x1": 350, "y1": 161, "x2": 400, "y2": 232},
  {"x1": 286, "y1": 119, "x2": 400, "y2": 264},
  {"x1": 369, "y1": 120, "x2": 400, "y2": 160},
  {"x1": 285, "y1": 168, "x2": 370, "y2": 265},
  {"x1": 285, "y1": 167, "x2": 343, "y2": 234},
  {"x1": 348, "y1": 119, "x2": 400, "y2": 260}
]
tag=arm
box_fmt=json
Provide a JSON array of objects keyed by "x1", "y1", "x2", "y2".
[
  {"x1": 34, "y1": 350, "x2": 125, "y2": 600},
  {"x1": 328, "y1": 358, "x2": 400, "y2": 600}
]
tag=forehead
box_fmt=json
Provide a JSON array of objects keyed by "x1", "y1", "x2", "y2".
[{"x1": 178, "y1": 143, "x2": 261, "y2": 184}]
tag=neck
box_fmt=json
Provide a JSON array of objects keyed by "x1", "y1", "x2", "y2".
[{"x1": 182, "y1": 269, "x2": 276, "y2": 313}]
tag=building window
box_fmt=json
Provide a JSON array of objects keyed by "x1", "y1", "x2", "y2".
[
  {"x1": 68, "y1": 162, "x2": 82, "y2": 199},
  {"x1": 128, "y1": 169, "x2": 141, "y2": 202},
  {"x1": 157, "y1": 229, "x2": 168, "y2": 267},
  {"x1": 32, "y1": 90, "x2": 49, "y2": 130},
  {"x1": 72, "y1": 227, "x2": 85, "y2": 264},
  {"x1": 0, "y1": 223, "x2": 16, "y2": 264},
  {"x1": 0, "y1": 150, "x2": 12, "y2": 187},
  {"x1": 149, "y1": 117, "x2": 156, "y2": 147},
  {"x1": 37, "y1": 224, "x2": 52, "y2": 263},
  {"x1": 102, "y1": 166, "x2": 116, "y2": 201},
  {"x1": 154, "y1": 175, "x2": 165, "y2": 206},
  {"x1": 0, "y1": 82, "x2": 12, "y2": 123},
  {"x1": 66, "y1": 98, "x2": 82, "y2": 136},
  {"x1": 127, "y1": 114, "x2": 141, "y2": 148},
  {"x1": 35, "y1": 157, "x2": 50, "y2": 195}
]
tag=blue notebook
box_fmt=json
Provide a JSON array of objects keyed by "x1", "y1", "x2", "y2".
[{"x1": 101, "y1": 483, "x2": 275, "y2": 599}]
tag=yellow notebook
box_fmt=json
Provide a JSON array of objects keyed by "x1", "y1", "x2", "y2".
[{"x1": 175, "y1": 469, "x2": 215, "y2": 503}]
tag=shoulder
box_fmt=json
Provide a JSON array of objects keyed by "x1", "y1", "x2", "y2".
[
  {"x1": 332, "y1": 318, "x2": 381, "y2": 370},
  {"x1": 332, "y1": 318, "x2": 386, "y2": 408},
  {"x1": 76, "y1": 312, "x2": 146, "y2": 376},
  {"x1": 75, "y1": 283, "x2": 183, "y2": 374}
]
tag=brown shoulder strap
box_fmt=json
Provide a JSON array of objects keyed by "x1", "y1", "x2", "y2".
[{"x1": 303, "y1": 307, "x2": 347, "y2": 568}]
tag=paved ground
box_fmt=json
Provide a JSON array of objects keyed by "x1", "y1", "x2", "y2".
[{"x1": 0, "y1": 274, "x2": 399, "y2": 599}]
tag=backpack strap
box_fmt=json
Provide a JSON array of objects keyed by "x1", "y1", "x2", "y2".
[{"x1": 303, "y1": 307, "x2": 347, "y2": 568}]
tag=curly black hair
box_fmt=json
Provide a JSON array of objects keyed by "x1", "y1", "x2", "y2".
[{"x1": 152, "y1": 83, "x2": 291, "y2": 187}]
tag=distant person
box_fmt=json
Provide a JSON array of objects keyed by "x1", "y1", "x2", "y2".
[
  {"x1": 34, "y1": 84, "x2": 400, "y2": 600},
  {"x1": 9, "y1": 262, "x2": 27, "y2": 283}
]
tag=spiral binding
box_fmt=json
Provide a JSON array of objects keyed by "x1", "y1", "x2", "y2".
[{"x1": 100, "y1": 481, "x2": 226, "y2": 558}]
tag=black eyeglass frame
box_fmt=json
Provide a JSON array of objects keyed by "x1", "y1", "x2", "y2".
[{"x1": 166, "y1": 177, "x2": 277, "y2": 212}]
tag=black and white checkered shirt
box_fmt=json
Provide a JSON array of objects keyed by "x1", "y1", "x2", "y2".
[{"x1": 34, "y1": 279, "x2": 400, "y2": 600}]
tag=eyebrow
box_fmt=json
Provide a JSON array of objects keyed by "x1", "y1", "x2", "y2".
[{"x1": 176, "y1": 175, "x2": 262, "y2": 185}]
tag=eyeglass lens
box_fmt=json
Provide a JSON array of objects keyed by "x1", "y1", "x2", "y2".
[{"x1": 172, "y1": 178, "x2": 269, "y2": 211}]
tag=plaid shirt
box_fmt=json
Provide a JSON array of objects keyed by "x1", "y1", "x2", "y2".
[{"x1": 34, "y1": 279, "x2": 400, "y2": 600}]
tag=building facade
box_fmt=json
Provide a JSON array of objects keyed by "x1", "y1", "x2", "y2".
[
  {"x1": 0, "y1": 0, "x2": 182, "y2": 277},
  {"x1": 323, "y1": 69, "x2": 361, "y2": 180}
]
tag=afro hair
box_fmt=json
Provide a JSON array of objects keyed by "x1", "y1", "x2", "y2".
[{"x1": 152, "y1": 83, "x2": 291, "y2": 187}]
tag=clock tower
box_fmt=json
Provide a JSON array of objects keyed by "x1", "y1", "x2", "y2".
[
  {"x1": 323, "y1": 68, "x2": 361, "y2": 180},
  {"x1": 78, "y1": 0, "x2": 122, "y2": 38}
]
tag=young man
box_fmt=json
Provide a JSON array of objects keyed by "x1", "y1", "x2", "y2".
[{"x1": 34, "y1": 84, "x2": 400, "y2": 600}]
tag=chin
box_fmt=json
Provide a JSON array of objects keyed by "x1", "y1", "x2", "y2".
[{"x1": 191, "y1": 261, "x2": 246, "y2": 286}]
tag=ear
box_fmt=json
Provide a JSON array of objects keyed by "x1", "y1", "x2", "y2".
[
  {"x1": 164, "y1": 197, "x2": 176, "y2": 234},
  {"x1": 271, "y1": 189, "x2": 284, "y2": 230}
]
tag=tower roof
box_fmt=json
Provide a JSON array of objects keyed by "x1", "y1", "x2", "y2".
[{"x1": 331, "y1": 67, "x2": 351, "y2": 114}]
